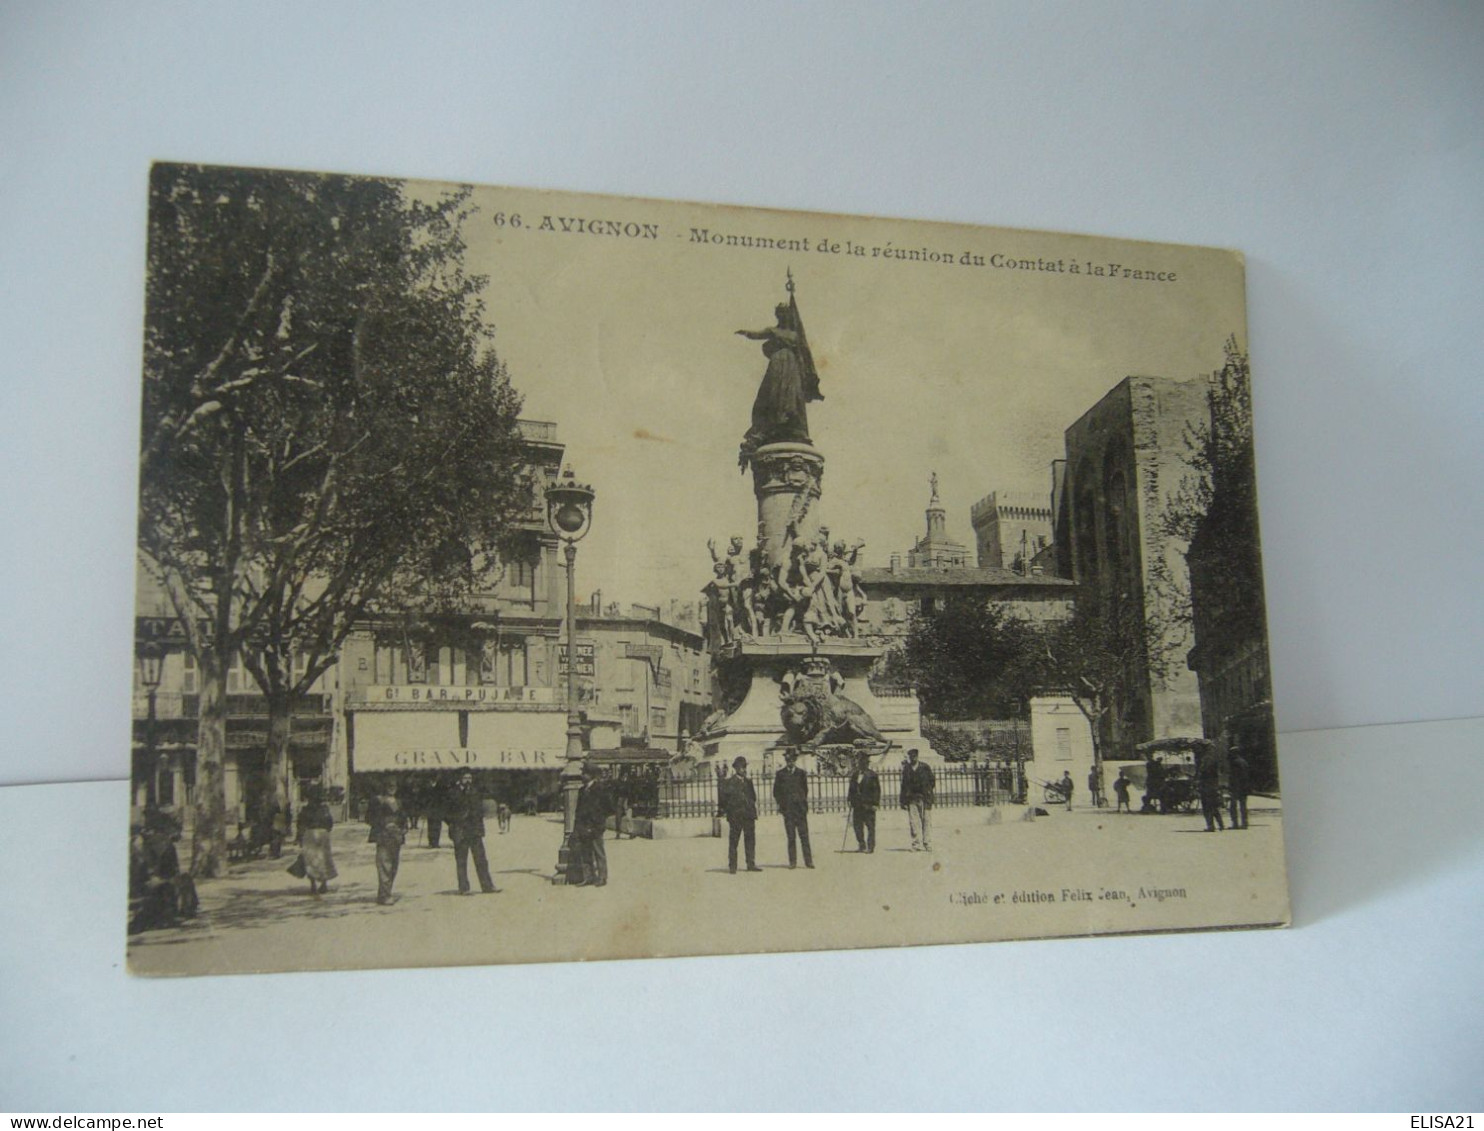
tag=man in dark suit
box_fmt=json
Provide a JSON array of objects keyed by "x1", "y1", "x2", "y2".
[
  {"x1": 1198, "y1": 750, "x2": 1225, "y2": 832},
  {"x1": 569, "y1": 761, "x2": 609, "y2": 887},
  {"x1": 719, "y1": 755, "x2": 761, "y2": 873},
  {"x1": 900, "y1": 747, "x2": 936, "y2": 851},
  {"x1": 1227, "y1": 743, "x2": 1251, "y2": 830},
  {"x1": 773, "y1": 749, "x2": 813, "y2": 869},
  {"x1": 846, "y1": 750, "x2": 881, "y2": 853},
  {"x1": 448, "y1": 771, "x2": 499, "y2": 894}
]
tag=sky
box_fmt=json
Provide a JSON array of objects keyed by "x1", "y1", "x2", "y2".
[{"x1": 424, "y1": 178, "x2": 1247, "y2": 611}]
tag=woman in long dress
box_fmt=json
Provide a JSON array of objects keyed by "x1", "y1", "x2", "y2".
[{"x1": 295, "y1": 786, "x2": 337, "y2": 897}]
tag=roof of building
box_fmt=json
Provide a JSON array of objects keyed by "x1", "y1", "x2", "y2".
[
  {"x1": 575, "y1": 611, "x2": 704, "y2": 645},
  {"x1": 859, "y1": 566, "x2": 1075, "y2": 589}
]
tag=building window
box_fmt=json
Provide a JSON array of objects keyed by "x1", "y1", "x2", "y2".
[
  {"x1": 182, "y1": 651, "x2": 197, "y2": 694},
  {"x1": 616, "y1": 703, "x2": 636, "y2": 735},
  {"x1": 1055, "y1": 727, "x2": 1072, "y2": 761},
  {"x1": 505, "y1": 643, "x2": 528, "y2": 687},
  {"x1": 651, "y1": 707, "x2": 667, "y2": 734},
  {"x1": 226, "y1": 651, "x2": 247, "y2": 694}
]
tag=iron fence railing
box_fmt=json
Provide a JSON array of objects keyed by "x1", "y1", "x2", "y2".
[{"x1": 654, "y1": 766, "x2": 1007, "y2": 820}]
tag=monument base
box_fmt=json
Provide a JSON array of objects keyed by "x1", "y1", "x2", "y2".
[{"x1": 698, "y1": 636, "x2": 939, "y2": 775}]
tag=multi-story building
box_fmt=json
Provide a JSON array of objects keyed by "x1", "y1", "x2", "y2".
[
  {"x1": 574, "y1": 602, "x2": 711, "y2": 748},
  {"x1": 858, "y1": 482, "x2": 1075, "y2": 649},
  {"x1": 1055, "y1": 375, "x2": 1209, "y2": 760},
  {"x1": 334, "y1": 418, "x2": 571, "y2": 810},
  {"x1": 131, "y1": 585, "x2": 335, "y2": 820}
]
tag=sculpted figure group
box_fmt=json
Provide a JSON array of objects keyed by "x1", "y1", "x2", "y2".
[{"x1": 704, "y1": 524, "x2": 868, "y2": 648}]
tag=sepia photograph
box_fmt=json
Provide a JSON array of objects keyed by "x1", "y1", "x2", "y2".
[{"x1": 127, "y1": 164, "x2": 1286, "y2": 976}]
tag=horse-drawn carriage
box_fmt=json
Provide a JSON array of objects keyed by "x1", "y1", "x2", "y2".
[{"x1": 1135, "y1": 736, "x2": 1214, "y2": 814}]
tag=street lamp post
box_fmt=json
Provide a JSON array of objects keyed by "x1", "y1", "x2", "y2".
[
  {"x1": 545, "y1": 467, "x2": 595, "y2": 883},
  {"x1": 138, "y1": 642, "x2": 165, "y2": 810}
]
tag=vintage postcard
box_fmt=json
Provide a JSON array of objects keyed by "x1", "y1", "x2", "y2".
[{"x1": 128, "y1": 164, "x2": 1285, "y2": 975}]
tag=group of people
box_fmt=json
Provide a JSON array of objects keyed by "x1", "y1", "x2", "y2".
[
  {"x1": 715, "y1": 747, "x2": 939, "y2": 872},
  {"x1": 1197, "y1": 747, "x2": 1253, "y2": 832},
  {"x1": 1046, "y1": 753, "x2": 1252, "y2": 829},
  {"x1": 359, "y1": 771, "x2": 502, "y2": 903},
  {"x1": 127, "y1": 809, "x2": 198, "y2": 933},
  {"x1": 703, "y1": 524, "x2": 870, "y2": 649}
]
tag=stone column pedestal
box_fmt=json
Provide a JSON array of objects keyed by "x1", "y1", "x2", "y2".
[{"x1": 750, "y1": 442, "x2": 824, "y2": 569}]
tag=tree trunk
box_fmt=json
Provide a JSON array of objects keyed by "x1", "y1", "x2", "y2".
[
  {"x1": 264, "y1": 686, "x2": 293, "y2": 826},
  {"x1": 190, "y1": 649, "x2": 229, "y2": 878}
]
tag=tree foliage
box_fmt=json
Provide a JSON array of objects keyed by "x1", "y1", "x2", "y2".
[
  {"x1": 881, "y1": 596, "x2": 1044, "y2": 720},
  {"x1": 138, "y1": 163, "x2": 531, "y2": 874},
  {"x1": 1037, "y1": 594, "x2": 1173, "y2": 762},
  {"x1": 1161, "y1": 337, "x2": 1266, "y2": 654}
]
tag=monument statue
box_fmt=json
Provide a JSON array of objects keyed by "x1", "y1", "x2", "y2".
[
  {"x1": 694, "y1": 275, "x2": 937, "y2": 769},
  {"x1": 736, "y1": 272, "x2": 822, "y2": 471}
]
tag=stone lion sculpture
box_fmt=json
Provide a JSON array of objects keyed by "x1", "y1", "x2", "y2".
[{"x1": 779, "y1": 683, "x2": 888, "y2": 749}]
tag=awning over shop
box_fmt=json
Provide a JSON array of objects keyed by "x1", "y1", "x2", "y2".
[
  {"x1": 586, "y1": 747, "x2": 674, "y2": 766},
  {"x1": 353, "y1": 710, "x2": 566, "y2": 772}
]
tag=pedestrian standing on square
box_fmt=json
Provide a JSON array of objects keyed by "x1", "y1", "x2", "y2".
[
  {"x1": 1059, "y1": 770, "x2": 1075, "y2": 810},
  {"x1": 773, "y1": 749, "x2": 814, "y2": 868},
  {"x1": 719, "y1": 756, "x2": 761, "y2": 873},
  {"x1": 1088, "y1": 765, "x2": 1104, "y2": 809},
  {"x1": 294, "y1": 786, "x2": 337, "y2": 897},
  {"x1": 1198, "y1": 750, "x2": 1225, "y2": 832},
  {"x1": 846, "y1": 751, "x2": 881, "y2": 853},
  {"x1": 900, "y1": 748, "x2": 935, "y2": 852},
  {"x1": 423, "y1": 776, "x2": 446, "y2": 849},
  {"x1": 449, "y1": 771, "x2": 499, "y2": 894},
  {"x1": 1114, "y1": 769, "x2": 1133, "y2": 813},
  {"x1": 366, "y1": 778, "x2": 408, "y2": 905},
  {"x1": 569, "y1": 762, "x2": 609, "y2": 887},
  {"x1": 1227, "y1": 743, "x2": 1251, "y2": 830}
]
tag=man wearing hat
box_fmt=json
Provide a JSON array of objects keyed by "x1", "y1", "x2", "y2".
[
  {"x1": 846, "y1": 749, "x2": 881, "y2": 853},
  {"x1": 718, "y1": 756, "x2": 761, "y2": 873},
  {"x1": 900, "y1": 748, "x2": 935, "y2": 852},
  {"x1": 448, "y1": 771, "x2": 499, "y2": 894},
  {"x1": 773, "y1": 749, "x2": 813, "y2": 869},
  {"x1": 569, "y1": 761, "x2": 609, "y2": 887}
]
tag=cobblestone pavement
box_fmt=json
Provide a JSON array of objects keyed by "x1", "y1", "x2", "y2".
[{"x1": 127, "y1": 800, "x2": 1287, "y2": 975}]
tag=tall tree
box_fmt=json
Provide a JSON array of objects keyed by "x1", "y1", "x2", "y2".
[
  {"x1": 1036, "y1": 594, "x2": 1173, "y2": 766},
  {"x1": 881, "y1": 595, "x2": 1044, "y2": 720},
  {"x1": 138, "y1": 164, "x2": 530, "y2": 877},
  {"x1": 1161, "y1": 336, "x2": 1266, "y2": 646}
]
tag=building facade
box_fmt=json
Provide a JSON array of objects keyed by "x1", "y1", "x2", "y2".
[
  {"x1": 862, "y1": 481, "x2": 1075, "y2": 648},
  {"x1": 573, "y1": 603, "x2": 711, "y2": 749},
  {"x1": 1055, "y1": 375, "x2": 1209, "y2": 760},
  {"x1": 970, "y1": 490, "x2": 1055, "y2": 573},
  {"x1": 133, "y1": 573, "x2": 337, "y2": 822}
]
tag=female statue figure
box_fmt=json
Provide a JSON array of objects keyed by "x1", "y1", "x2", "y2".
[{"x1": 736, "y1": 294, "x2": 822, "y2": 469}]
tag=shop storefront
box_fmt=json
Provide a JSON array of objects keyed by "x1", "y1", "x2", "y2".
[{"x1": 347, "y1": 698, "x2": 569, "y2": 815}]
